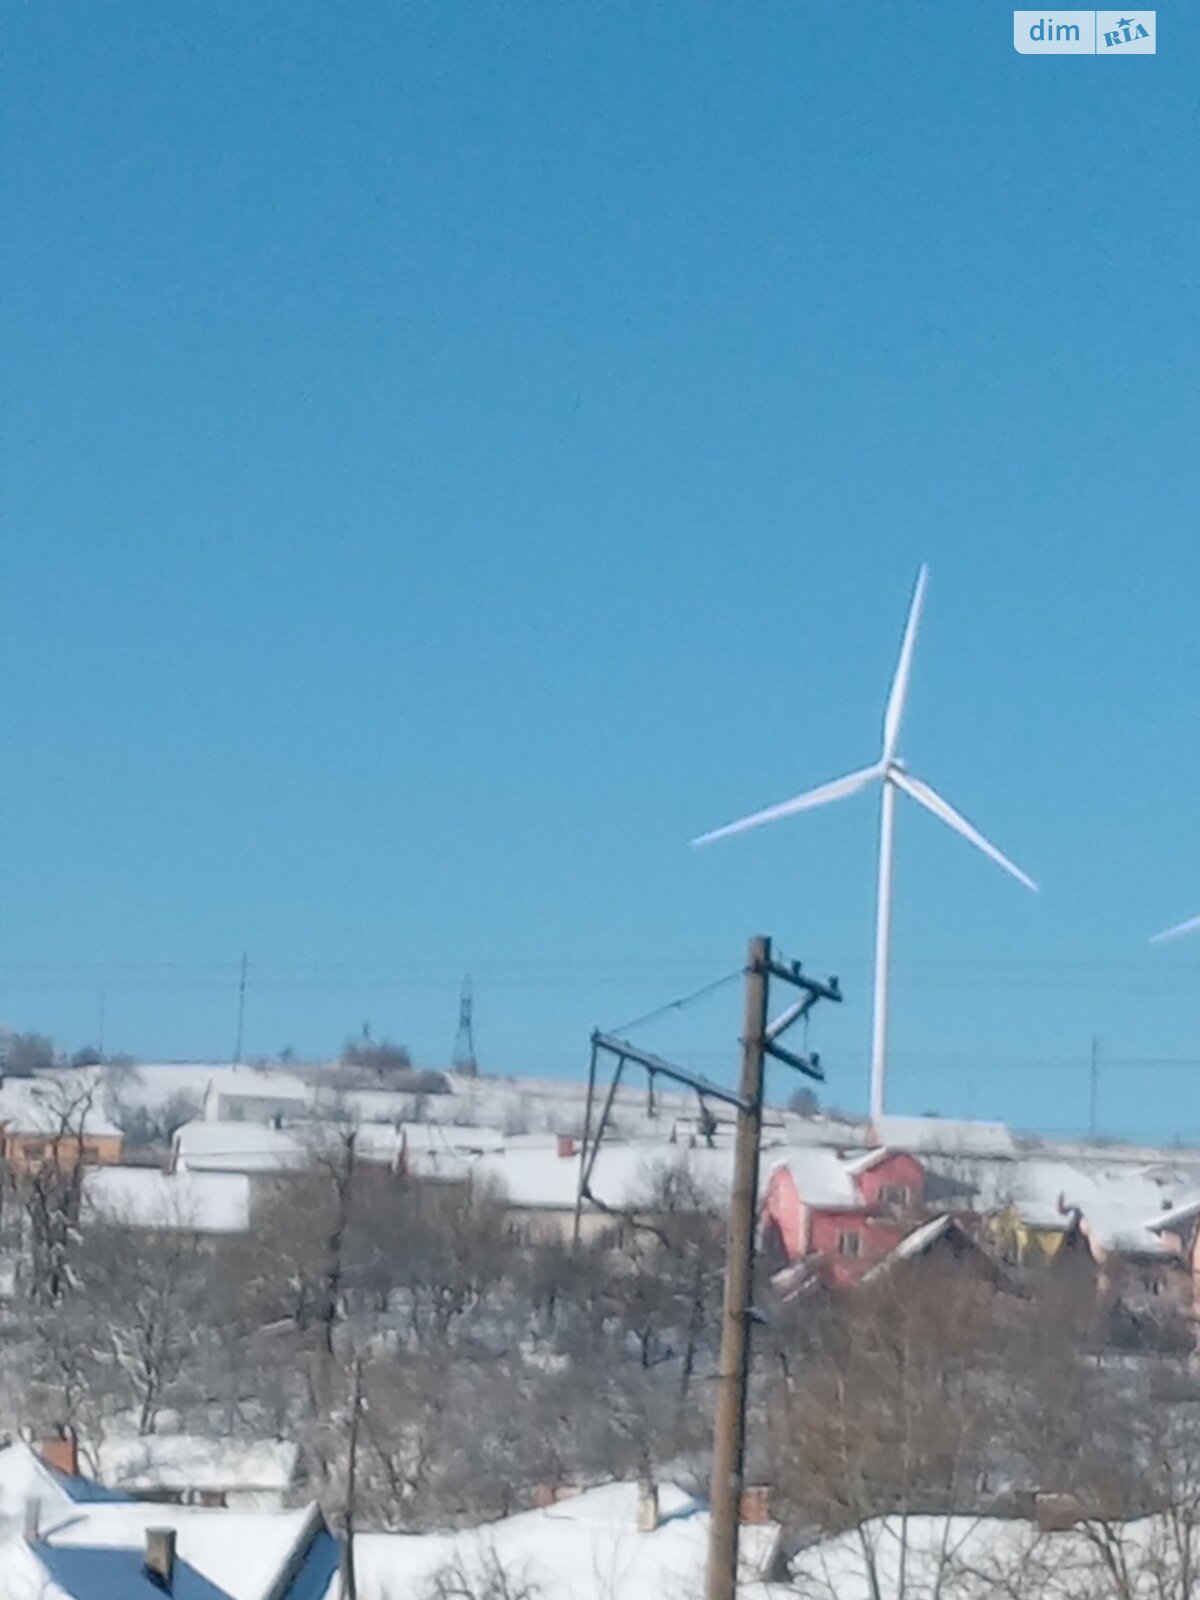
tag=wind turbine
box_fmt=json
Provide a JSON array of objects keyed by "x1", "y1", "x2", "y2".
[
  {"x1": 1151, "y1": 912, "x2": 1200, "y2": 944},
  {"x1": 692, "y1": 565, "x2": 1038, "y2": 1121}
]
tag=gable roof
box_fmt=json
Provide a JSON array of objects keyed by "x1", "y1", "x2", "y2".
[
  {"x1": 764, "y1": 1147, "x2": 868, "y2": 1209},
  {"x1": 33, "y1": 1544, "x2": 233, "y2": 1600},
  {"x1": 0, "y1": 1442, "x2": 132, "y2": 1527},
  {"x1": 23, "y1": 1501, "x2": 327, "y2": 1600},
  {"x1": 172, "y1": 1121, "x2": 307, "y2": 1175},
  {"x1": 1146, "y1": 1194, "x2": 1200, "y2": 1236},
  {"x1": 0, "y1": 1078, "x2": 122, "y2": 1141},
  {"x1": 859, "y1": 1214, "x2": 1007, "y2": 1286},
  {"x1": 1005, "y1": 1158, "x2": 1192, "y2": 1255},
  {"x1": 870, "y1": 1115, "x2": 1017, "y2": 1159},
  {"x1": 84, "y1": 1169, "x2": 252, "y2": 1234},
  {"x1": 96, "y1": 1437, "x2": 299, "y2": 1497}
]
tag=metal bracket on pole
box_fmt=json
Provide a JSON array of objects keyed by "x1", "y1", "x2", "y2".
[{"x1": 590, "y1": 1031, "x2": 754, "y2": 1114}]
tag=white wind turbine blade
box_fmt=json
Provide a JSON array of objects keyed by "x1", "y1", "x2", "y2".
[
  {"x1": 881, "y1": 564, "x2": 929, "y2": 764},
  {"x1": 889, "y1": 767, "x2": 1038, "y2": 892},
  {"x1": 1151, "y1": 914, "x2": 1200, "y2": 944},
  {"x1": 692, "y1": 762, "x2": 882, "y2": 847}
]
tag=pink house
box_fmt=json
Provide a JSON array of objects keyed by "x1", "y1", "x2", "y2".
[{"x1": 761, "y1": 1146, "x2": 925, "y2": 1290}]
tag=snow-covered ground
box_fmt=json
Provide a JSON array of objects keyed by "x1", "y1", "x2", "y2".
[
  {"x1": 788, "y1": 1510, "x2": 1200, "y2": 1599},
  {"x1": 344, "y1": 1480, "x2": 785, "y2": 1600}
]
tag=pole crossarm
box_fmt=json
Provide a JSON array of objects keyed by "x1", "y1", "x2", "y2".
[
  {"x1": 764, "y1": 1039, "x2": 825, "y2": 1081},
  {"x1": 589, "y1": 1031, "x2": 753, "y2": 1113},
  {"x1": 761, "y1": 957, "x2": 841, "y2": 1003}
]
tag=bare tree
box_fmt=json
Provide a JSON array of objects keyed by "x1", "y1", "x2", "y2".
[
  {"x1": 8, "y1": 1075, "x2": 103, "y2": 1302},
  {"x1": 425, "y1": 1544, "x2": 541, "y2": 1600}
]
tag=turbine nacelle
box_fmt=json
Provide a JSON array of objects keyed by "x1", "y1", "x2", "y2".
[{"x1": 693, "y1": 568, "x2": 1038, "y2": 895}]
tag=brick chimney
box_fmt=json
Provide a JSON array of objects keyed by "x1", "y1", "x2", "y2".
[
  {"x1": 557, "y1": 1134, "x2": 578, "y2": 1159},
  {"x1": 740, "y1": 1485, "x2": 771, "y2": 1524},
  {"x1": 145, "y1": 1528, "x2": 176, "y2": 1589},
  {"x1": 39, "y1": 1431, "x2": 79, "y2": 1479},
  {"x1": 533, "y1": 1482, "x2": 580, "y2": 1509},
  {"x1": 1035, "y1": 1492, "x2": 1083, "y2": 1532}
]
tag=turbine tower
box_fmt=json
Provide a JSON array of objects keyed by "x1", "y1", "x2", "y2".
[{"x1": 693, "y1": 565, "x2": 1037, "y2": 1121}]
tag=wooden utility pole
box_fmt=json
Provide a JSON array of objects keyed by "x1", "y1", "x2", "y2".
[
  {"x1": 339, "y1": 1355, "x2": 363, "y2": 1600},
  {"x1": 573, "y1": 1035, "x2": 600, "y2": 1247},
  {"x1": 577, "y1": 943, "x2": 838, "y2": 1600},
  {"x1": 705, "y1": 935, "x2": 770, "y2": 1600}
]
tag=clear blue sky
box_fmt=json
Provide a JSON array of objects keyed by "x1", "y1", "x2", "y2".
[{"x1": 3, "y1": 1, "x2": 1199, "y2": 1139}]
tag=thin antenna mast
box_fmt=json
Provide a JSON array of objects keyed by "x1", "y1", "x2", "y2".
[{"x1": 234, "y1": 951, "x2": 248, "y2": 1064}]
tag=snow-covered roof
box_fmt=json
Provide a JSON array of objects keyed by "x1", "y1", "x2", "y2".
[
  {"x1": 0, "y1": 1443, "x2": 131, "y2": 1534},
  {"x1": 1147, "y1": 1194, "x2": 1200, "y2": 1235},
  {"x1": 870, "y1": 1115, "x2": 1017, "y2": 1159},
  {"x1": 869, "y1": 1213, "x2": 955, "y2": 1270},
  {"x1": 201, "y1": 1066, "x2": 311, "y2": 1106},
  {"x1": 341, "y1": 1480, "x2": 782, "y2": 1600},
  {"x1": 763, "y1": 1147, "x2": 866, "y2": 1209},
  {"x1": 403, "y1": 1122, "x2": 508, "y2": 1155},
  {"x1": 100, "y1": 1063, "x2": 310, "y2": 1121},
  {"x1": 1005, "y1": 1157, "x2": 1192, "y2": 1254},
  {"x1": 465, "y1": 1135, "x2": 880, "y2": 1214},
  {"x1": 467, "y1": 1141, "x2": 737, "y2": 1212},
  {"x1": 96, "y1": 1436, "x2": 298, "y2": 1496},
  {"x1": 172, "y1": 1120, "x2": 307, "y2": 1174},
  {"x1": 0, "y1": 1077, "x2": 122, "y2": 1140},
  {"x1": 1, "y1": 1498, "x2": 333, "y2": 1600},
  {"x1": 352, "y1": 1122, "x2": 506, "y2": 1167},
  {"x1": 843, "y1": 1147, "x2": 896, "y2": 1177},
  {"x1": 857, "y1": 1214, "x2": 992, "y2": 1284},
  {"x1": 84, "y1": 1168, "x2": 252, "y2": 1234}
]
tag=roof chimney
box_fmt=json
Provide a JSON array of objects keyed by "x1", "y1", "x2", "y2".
[
  {"x1": 740, "y1": 1485, "x2": 771, "y2": 1524},
  {"x1": 1035, "y1": 1492, "x2": 1083, "y2": 1532},
  {"x1": 23, "y1": 1496, "x2": 39, "y2": 1544},
  {"x1": 39, "y1": 1429, "x2": 78, "y2": 1479},
  {"x1": 145, "y1": 1528, "x2": 176, "y2": 1589},
  {"x1": 557, "y1": 1134, "x2": 577, "y2": 1160},
  {"x1": 636, "y1": 1478, "x2": 659, "y2": 1533}
]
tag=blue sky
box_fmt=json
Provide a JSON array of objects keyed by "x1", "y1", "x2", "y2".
[{"x1": 3, "y1": 1, "x2": 1199, "y2": 1139}]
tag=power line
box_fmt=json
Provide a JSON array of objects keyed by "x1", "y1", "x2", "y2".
[{"x1": 607, "y1": 969, "x2": 743, "y2": 1035}]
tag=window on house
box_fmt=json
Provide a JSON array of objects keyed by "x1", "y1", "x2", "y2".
[
  {"x1": 880, "y1": 1183, "x2": 911, "y2": 1207},
  {"x1": 22, "y1": 1142, "x2": 46, "y2": 1162},
  {"x1": 837, "y1": 1230, "x2": 863, "y2": 1258}
]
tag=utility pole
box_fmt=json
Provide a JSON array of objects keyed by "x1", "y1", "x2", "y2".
[
  {"x1": 339, "y1": 1355, "x2": 363, "y2": 1600},
  {"x1": 574, "y1": 940, "x2": 839, "y2": 1600},
  {"x1": 705, "y1": 935, "x2": 770, "y2": 1600},
  {"x1": 234, "y1": 951, "x2": 248, "y2": 1064}
]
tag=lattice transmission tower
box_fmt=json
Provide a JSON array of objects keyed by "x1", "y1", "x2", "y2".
[{"x1": 451, "y1": 974, "x2": 478, "y2": 1075}]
